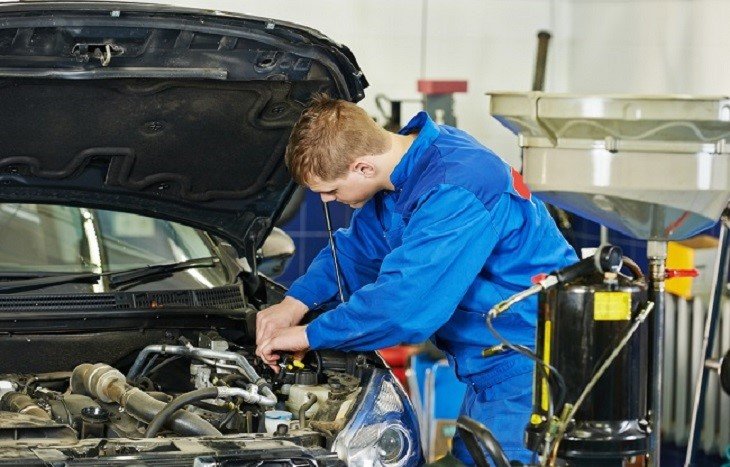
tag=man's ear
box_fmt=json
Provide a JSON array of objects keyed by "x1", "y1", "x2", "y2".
[{"x1": 351, "y1": 158, "x2": 376, "y2": 178}]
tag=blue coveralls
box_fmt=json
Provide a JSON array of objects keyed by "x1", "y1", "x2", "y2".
[{"x1": 286, "y1": 112, "x2": 577, "y2": 464}]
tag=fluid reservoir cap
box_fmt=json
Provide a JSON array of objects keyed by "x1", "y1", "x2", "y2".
[
  {"x1": 294, "y1": 371, "x2": 318, "y2": 385},
  {"x1": 81, "y1": 406, "x2": 109, "y2": 423},
  {"x1": 264, "y1": 410, "x2": 293, "y2": 434}
]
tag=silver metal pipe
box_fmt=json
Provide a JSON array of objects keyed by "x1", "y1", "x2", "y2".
[
  {"x1": 647, "y1": 240, "x2": 667, "y2": 467},
  {"x1": 127, "y1": 345, "x2": 275, "y2": 406},
  {"x1": 128, "y1": 345, "x2": 254, "y2": 382},
  {"x1": 323, "y1": 201, "x2": 346, "y2": 303},
  {"x1": 217, "y1": 386, "x2": 276, "y2": 407},
  {"x1": 198, "y1": 357, "x2": 241, "y2": 372}
]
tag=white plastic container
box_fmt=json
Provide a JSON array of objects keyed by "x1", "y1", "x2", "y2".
[{"x1": 285, "y1": 384, "x2": 330, "y2": 418}]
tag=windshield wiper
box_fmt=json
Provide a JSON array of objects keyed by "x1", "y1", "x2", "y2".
[
  {"x1": 107, "y1": 257, "x2": 218, "y2": 288},
  {"x1": 0, "y1": 257, "x2": 219, "y2": 293}
]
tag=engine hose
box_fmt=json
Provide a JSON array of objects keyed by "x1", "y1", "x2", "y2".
[
  {"x1": 220, "y1": 373, "x2": 248, "y2": 386},
  {"x1": 71, "y1": 363, "x2": 221, "y2": 437},
  {"x1": 145, "y1": 387, "x2": 219, "y2": 438},
  {"x1": 24, "y1": 371, "x2": 72, "y2": 389},
  {"x1": 299, "y1": 393, "x2": 317, "y2": 428},
  {"x1": 123, "y1": 388, "x2": 221, "y2": 437},
  {"x1": 144, "y1": 385, "x2": 277, "y2": 438},
  {"x1": 218, "y1": 409, "x2": 238, "y2": 429}
]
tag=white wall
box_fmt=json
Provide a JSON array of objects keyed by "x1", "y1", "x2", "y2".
[
  {"x1": 568, "y1": 0, "x2": 730, "y2": 95},
  {"x1": 421, "y1": 0, "x2": 569, "y2": 163},
  {"x1": 111, "y1": 0, "x2": 569, "y2": 167}
]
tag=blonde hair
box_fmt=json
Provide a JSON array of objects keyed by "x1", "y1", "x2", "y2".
[{"x1": 285, "y1": 93, "x2": 390, "y2": 185}]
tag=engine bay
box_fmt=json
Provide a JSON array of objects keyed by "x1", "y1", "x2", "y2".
[{"x1": 0, "y1": 330, "x2": 371, "y2": 453}]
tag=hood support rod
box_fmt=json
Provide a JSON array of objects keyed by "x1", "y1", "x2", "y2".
[{"x1": 323, "y1": 201, "x2": 346, "y2": 303}]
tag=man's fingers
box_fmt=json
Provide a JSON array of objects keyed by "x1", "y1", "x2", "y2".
[
  {"x1": 256, "y1": 313, "x2": 270, "y2": 345},
  {"x1": 258, "y1": 319, "x2": 275, "y2": 346},
  {"x1": 260, "y1": 323, "x2": 274, "y2": 346},
  {"x1": 257, "y1": 317, "x2": 283, "y2": 346},
  {"x1": 257, "y1": 338, "x2": 280, "y2": 366},
  {"x1": 255, "y1": 315, "x2": 262, "y2": 345},
  {"x1": 256, "y1": 308, "x2": 278, "y2": 344},
  {"x1": 256, "y1": 322, "x2": 265, "y2": 345}
]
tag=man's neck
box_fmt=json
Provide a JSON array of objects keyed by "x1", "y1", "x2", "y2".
[{"x1": 381, "y1": 132, "x2": 417, "y2": 191}]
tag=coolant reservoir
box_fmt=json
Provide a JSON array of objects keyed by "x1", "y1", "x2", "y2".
[{"x1": 286, "y1": 384, "x2": 330, "y2": 418}]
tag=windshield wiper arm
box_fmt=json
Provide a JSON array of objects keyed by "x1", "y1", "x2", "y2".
[
  {"x1": 0, "y1": 272, "x2": 101, "y2": 293},
  {"x1": 0, "y1": 257, "x2": 219, "y2": 293},
  {"x1": 107, "y1": 257, "x2": 218, "y2": 288}
]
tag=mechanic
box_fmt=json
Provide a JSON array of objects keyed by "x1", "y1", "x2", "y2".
[{"x1": 255, "y1": 94, "x2": 577, "y2": 464}]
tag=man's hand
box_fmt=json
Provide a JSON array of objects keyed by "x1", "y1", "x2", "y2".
[
  {"x1": 256, "y1": 325, "x2": 310, "y2": 373},
  {"x1": 256, "y1": 296, "x2": 309, "y2": 345}
]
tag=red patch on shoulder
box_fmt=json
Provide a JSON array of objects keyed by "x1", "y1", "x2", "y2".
[{"x1": 510, "y1": 167, "x2": 532, "y2": 200}]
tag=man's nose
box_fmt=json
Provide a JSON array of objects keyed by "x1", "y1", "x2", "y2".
[{"x1": 320, "y1": 193, "x2": 336, "y2": 203}]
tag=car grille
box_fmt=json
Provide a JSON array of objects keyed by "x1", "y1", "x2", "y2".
[{"x1": 0, "y1": 285, "x2": 247, "y2": 311}]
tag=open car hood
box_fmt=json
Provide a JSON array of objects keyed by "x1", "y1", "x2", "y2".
[{"x1": 0, "y1": 2, "x2": 366, "y2": 256}]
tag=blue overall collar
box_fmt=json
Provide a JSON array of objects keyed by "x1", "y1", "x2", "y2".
[{"x1": 389, "y1": 111, "x2": 441, "y2": 190}]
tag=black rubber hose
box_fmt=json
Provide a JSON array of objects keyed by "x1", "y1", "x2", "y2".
[
  {"x1": 456, "y1": 415, "x2": 511, "y2": 467},
  {"x1": 124, "y1": 389, "x2": 221, "y2": 437},
  {"x1": 217, "y1": 409, "x2": 237, "y2": 430},
  {"x1": 622, "y1": 256, "x2": 645, "y2": 280},
  {"x1": 145, "y1": 387, "x2": 220, "y2": 438},
  {"x1": 299, "y1": 393, "x2": 317, "y2": 428},
  {"x1": 24, "y1": 372, "x2": 72, "y2": 390},
  {"x1": 220, "y1": 373, "x2": 248, "y2": 386}
]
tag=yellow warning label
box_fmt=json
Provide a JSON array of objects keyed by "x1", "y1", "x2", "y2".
[
  {"x1": 594, "y1": 292, "x2": 632, "y2": 321},
  {"x1": 541, "y1": 320, "x2": 551, "y2": 412}
]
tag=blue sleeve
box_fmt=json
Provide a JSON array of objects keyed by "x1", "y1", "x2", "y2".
[
  {"x1": 305, "y1": 184, "x2": 499, "y2": 351},
  {"x1": 286, "y1": 200, "x2": 390, "y2": 309}
]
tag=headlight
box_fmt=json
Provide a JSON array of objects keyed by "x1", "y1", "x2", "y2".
[{"x1": 333, "y1": 369, "x2": 423, "y2": 466}]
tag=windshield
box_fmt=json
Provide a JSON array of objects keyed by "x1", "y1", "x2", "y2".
[{"x1": 0, "y1": 204, "x2": 231, "y2": 288}]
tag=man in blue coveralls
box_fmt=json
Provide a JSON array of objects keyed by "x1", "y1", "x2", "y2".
[{"x1": 255, "y1": 94, "x2": 577, "y2": 464}]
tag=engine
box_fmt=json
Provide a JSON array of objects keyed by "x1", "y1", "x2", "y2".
[{"x1": 0, "y1": 331, "x2": 363, "y2": 442}]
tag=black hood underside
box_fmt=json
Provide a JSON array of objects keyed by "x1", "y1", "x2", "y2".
[{"x1": 0, "y1": 2, "x2": 367, "y2": 256}]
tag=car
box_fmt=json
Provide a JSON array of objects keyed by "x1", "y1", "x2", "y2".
[{"x1": 0, "y1": 2, "x2": 422, "y2": 466}]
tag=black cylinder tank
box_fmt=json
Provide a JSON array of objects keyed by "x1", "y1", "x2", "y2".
[{"x1": 526, "y1": 273, "x2": 650, "y2": 464}]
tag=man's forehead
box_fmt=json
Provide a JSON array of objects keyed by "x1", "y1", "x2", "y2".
[{"x1": 307, "y1": 176, "x2": 340, "y2": 192}]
